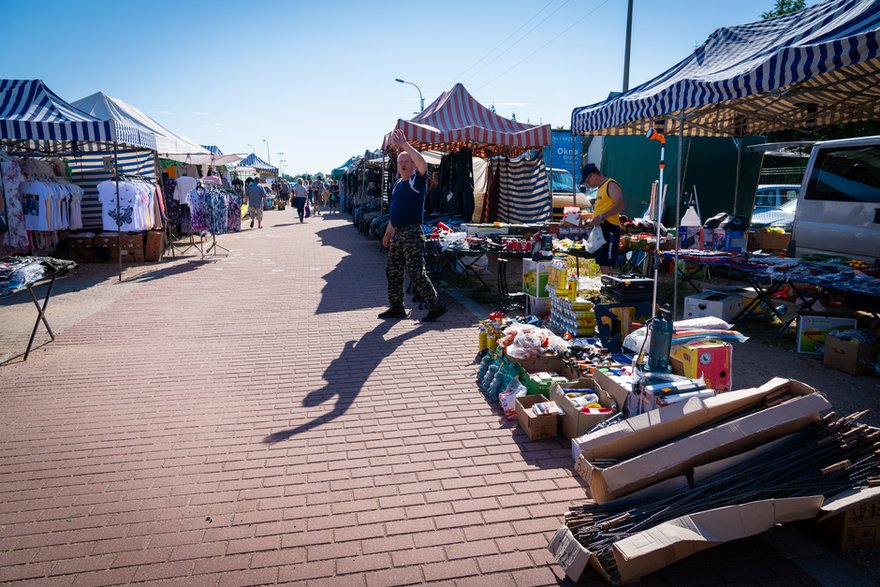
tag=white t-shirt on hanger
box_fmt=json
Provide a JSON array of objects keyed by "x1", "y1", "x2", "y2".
[{"x1": 175, "y1": 176, "x2": 198, "y2": 203}]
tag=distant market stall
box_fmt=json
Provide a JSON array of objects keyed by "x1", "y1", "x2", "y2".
[{"x1": 383, "y1": 83, "x2": 553, "y2": 224}]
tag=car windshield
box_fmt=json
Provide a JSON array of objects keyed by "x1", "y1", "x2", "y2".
[
  {"x1": 550, "y1": 169, "x2": 575, "y2": 193},
  {"x1": 779, "y1": 198, "x2": 797, "y2": 212}
]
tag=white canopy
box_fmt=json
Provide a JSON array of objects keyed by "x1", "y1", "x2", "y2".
[{"x1": 72, "y1": 92, "x2": 242, "y2": 165}]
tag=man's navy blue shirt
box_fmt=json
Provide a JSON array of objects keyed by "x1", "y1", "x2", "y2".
[{"x1": 389, "y1": 169, "x2": 426, "y2": 228}]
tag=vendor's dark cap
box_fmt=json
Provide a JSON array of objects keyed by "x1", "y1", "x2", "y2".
[{"x1": 581, "y1": 163, "x2": 600, "y2": 182}]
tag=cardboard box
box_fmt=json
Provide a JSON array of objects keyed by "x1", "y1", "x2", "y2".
[
  {"x1": 68, "y1": 249, "x2": 96, "y2": 264},
  {"x1": 670, "y1": 340, "x2": 732, "y2": 391},
  {"x1": 119, "y1": 233, "x2": 144, "y2": 250},
  {"x1": 525, "y1": 294, "x2": 551, "y2": 317},
  {"x1": 819, "y1": 486, "x2": 880, "y2": 550},
  {"x1": 797, "y1": 313, "x2": 858, "y2": 354},
  {"x1": 94, "y1": 235, "x2": 120, "y2": 261},
  {"x1": 550, "y1": 378, "x2": 617, "y2": 439},
  {"x1": 68, "y1": 236, "x2": 94, "y2": 250},
  {"x1": 119, "y1": 248, "x2": 144, "y2": 263},
  {"x1": 574, "y1": 382, "x2": 829, "y2": 503},
  {"x1": 516, "y1": 394, "x2": 558, "y2": 440},
  {"x1": 823, "y1": 335, "x2": 880, "y2": 376},
  {"x1": 522, "y1": 259, "x2": 551, "y2": 297},
  {"x1": 507, "y1": 353, "x2": 579, "y2": 380},
  {"x1": 578, "y1": 377, "x2": 810, "y2": 462},
  {"x1": 748, "y1": 230, "x2": 791, "y2": 251},
  {"x1": 684, "y1": 291, "x2": 746, "y2": 322},
  {"x1": 711, "y1": 229, "x2": 748, "y2": 253},
  {"x1": 144, "y1": 230, "x2": 165, "y2": 262},
  {"x1": 549, "y1": 496, "x2": 823, "y2": 583}
]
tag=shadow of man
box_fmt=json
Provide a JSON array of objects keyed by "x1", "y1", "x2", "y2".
[{"x1": 264, "y1": 319, "x2": 442, "y2": 444}]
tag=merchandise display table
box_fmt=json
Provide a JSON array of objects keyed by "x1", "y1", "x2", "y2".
[
  {"x1": 661, "y1": 250, "x2": 880, "y2": 335},
  {"x1": 0, "y1": 256, "x2": 77, "y2": 361}
]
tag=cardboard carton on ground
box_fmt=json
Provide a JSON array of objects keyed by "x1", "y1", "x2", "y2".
[
  {"x1": 683, "y1": 291, "x2": 746, "y2": 322},
  {"x1": 797, "y1": 313, "x2": 858, "y2": 354},
  {"x1": 578, "y1": 377, "x2": 814, "y2": 462},
  {"x1": 574, "y1": 380, "x2": 830, "y2": 503},
  {"x1": 515, "y1": 394, "x2": 558, "y2": 441},
  {"x1": 670, "y1": 340, "x2": 732, "y2": 391},
  {"x1": 550, "y1": 378, "x2": 617, "y2": 440},
  {"x1": 506, "y1": 353, "x2": 579, "y2": 380},
  {"x1": 94, "y1": 235, "x2": 120, "y2": 261},
  {"x1": 818, "y1": 485, "x2": 880, "y2": 550},
  {"x1": 822, "y1": 334, "x2": 880, "y2": 376},
  {"x1": 144, "y1": 230, "x2": 165, "y2": 262}
]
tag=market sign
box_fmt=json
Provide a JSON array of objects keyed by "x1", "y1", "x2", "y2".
[{"x1": 544, "y1": 130, "x2": 582, "y2": 174}]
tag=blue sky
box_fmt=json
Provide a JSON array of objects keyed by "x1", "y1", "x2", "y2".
[{"x1": 6, "y1": 0, "x2": 817, "y2": 175}]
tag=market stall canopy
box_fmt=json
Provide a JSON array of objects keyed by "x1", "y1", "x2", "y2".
[
  {"x1": 232, "y1": 153, "x2": 278, "y2": 174},
  {"x1": 0, "y1": 79, "x2": 156, "y2": 153},
  {"x1": 200, "y1": 144, "x2": 246, "y2": 166},
  {"x1": 571, "y1": 0, "x2": 880, "y2": 137},
  {"x1": 331, "y1": 156, "x2": 358, "y2": 178},
  {"x1": 72, "y1": 91, "x2": 220, "y2": 163},
  {"x1": 383, "y1": 83, "x2": 551, "y2": 157}
]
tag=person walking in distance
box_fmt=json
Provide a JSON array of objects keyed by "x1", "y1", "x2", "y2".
[
  {"x1": 311, "y1": 176, "x2": 325, "y2": 216},
  {"x1": 291, "y1": 178, "x2": 308, "y2": 223},
  {"x1": 378, "y1": 129, "x2": 447, "y2": 322},
  {"x1": 246, "y1": 177, "x2": 265, "y2": 229},
  {"x1": 583, "y1": 163, "x2": 624, "y2": 274}
]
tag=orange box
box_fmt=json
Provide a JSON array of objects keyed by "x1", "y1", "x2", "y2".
[{"x1": 670, "y1": 340, "x2": 732, "y2": 391}]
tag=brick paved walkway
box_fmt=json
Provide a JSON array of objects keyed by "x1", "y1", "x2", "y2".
[{"x1": 0, "y1": 211, "x2": 853, "y2": 586}]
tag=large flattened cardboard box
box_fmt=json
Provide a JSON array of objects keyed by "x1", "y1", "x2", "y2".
[
  {"x1": 573, "y1": 378, "x2": 830, "y2": 503},
  {"x1": 550, "y1": 496, "x2": 824, "y2": 584},
  {"x1": 670, "y1": 340, "x2": 732, "y2": 391},
  {"x1": 550, "y1": 378, "x2": 617, "y2": 440},
  {"x1": 823, "y1": 334, "x2": 880, "y2": 376},
  {"x1": 515, "y1": 394, "x2": 557, "y2": 441},
  {"x1": 522, "y1": 258, "x2": 551, "y2": 297}
]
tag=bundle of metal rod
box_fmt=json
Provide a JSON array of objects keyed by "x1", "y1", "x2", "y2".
[
  {"x1": 584, "y1": 387, "x2": 802, "y2": 470},
  {"x1": 564, "y1": 412, "x2": 880, "y2": 581}
]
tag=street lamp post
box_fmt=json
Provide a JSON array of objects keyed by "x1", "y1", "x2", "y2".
[
  {"x1": 262, "y1": 139, "x2": 271, "y2": 165},
  {"x1": 246, "y1": 143, "x2": 256, "y2": 154},
  {"x1": 394, "y1": 78, "x2": 424, "y2": 112}
]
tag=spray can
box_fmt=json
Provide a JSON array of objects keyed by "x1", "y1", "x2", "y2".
[{"x1": 478, "y1": 324, "x2": 488, "y2": 351}]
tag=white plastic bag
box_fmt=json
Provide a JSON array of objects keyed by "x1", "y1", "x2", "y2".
[{"x1": 586, "y1": 226, "x2": 606, "y2": 253}]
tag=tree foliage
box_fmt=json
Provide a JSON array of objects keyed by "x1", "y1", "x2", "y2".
[{"x1": 762, "y1": 0, "x2": 806, "y2": 19}]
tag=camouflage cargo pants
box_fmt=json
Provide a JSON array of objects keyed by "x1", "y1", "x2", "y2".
[{"x1": 386, "y1": 225, "x2": 441, "y2": 310}]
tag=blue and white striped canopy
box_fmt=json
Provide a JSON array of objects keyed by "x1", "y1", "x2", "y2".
[
  {"x1": 572, "y1": 0, "x2": 880, "y2": 136},
  {"x1": 235, "y1": 153, "x2": 278, "y2": 174},
  {"x1": 0, "y1": 80, "x2": 156, "y2": 150}
]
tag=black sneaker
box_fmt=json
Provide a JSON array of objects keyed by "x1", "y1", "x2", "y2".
[
  {"x1": 422, "y1": 304, "x2": 448, "y2": 322},
  {"x1": 378, "y1": 307, "x2": 407, "y2": 319}
]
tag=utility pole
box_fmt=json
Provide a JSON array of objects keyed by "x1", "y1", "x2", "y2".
[{"x1": 623, "y1": 0, "x2": 633, "y2": 92}]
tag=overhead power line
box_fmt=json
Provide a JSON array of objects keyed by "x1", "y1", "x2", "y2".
[{"x1": 478, "y1": 0, "x2": 612, "y2": 92}]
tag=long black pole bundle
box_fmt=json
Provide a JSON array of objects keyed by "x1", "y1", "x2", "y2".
[{"x1": 565, "y1": 411, "x2": 880, "y2": 581}]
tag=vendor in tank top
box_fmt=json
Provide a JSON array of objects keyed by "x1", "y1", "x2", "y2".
[{"x1": 583, "y1": 163, "x2": 625, "y2": 274}]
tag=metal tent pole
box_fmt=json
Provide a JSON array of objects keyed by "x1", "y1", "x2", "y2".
[
  {"x1": 672, "y1": 112, "x2": 686, "y2": 320},
  {"x1": 733, "y1": 135, "x2": 744, "y2": 215},
  {"x1": 648, "y1": 127, "x2": 666, "y2": 318},
  {"x1": 114, "y1": 141, "x2": 122, "y2": 282}
]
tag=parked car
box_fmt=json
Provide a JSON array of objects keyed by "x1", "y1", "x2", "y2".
[
  {"x1": 750, "y1": 198, "x2": 797, "y2": 232},
  {"x1": 753, "y1": 184, "x2": 800, "y2": 214},
  {"x1": 548, "y1": 168, "x2": 593, "y2": 220},
  {"x1": 789, "y1": 135, "x2": 880, "y2": 263}
]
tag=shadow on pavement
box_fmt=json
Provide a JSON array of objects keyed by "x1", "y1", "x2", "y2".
[
  {"x1": 263, "y1": 318, "x2": 450, "y2": 443},
  {"x1": 314, "y1": 223, "x2": 386, "y2": 316}
]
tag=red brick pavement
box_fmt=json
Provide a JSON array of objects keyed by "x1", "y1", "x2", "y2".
[{"x1": 0, "y1": 211, "x2": 826, "y2": 585}]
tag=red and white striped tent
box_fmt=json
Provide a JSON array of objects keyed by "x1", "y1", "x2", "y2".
[{"x1": 382, "y1": 83, "x2": 551, "y2": 157}]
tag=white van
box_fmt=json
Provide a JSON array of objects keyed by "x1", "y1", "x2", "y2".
[{"x1": 789, "y1": 136, "x2": 880, "y2": 263}]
